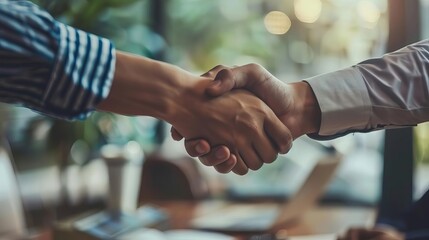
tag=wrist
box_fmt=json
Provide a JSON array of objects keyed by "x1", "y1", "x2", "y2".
[{"x1": 290, "y1": 82, "x2": 321, "y2": 136}]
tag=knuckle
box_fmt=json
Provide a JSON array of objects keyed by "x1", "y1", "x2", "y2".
[
  {"x1": 217, "y1": 68, "x2": 234, "y2": 79},
  {"x1": 245, "y1": 63, "x2": 264, "y2": 76},
  {"x1": 241, "y1": 118, "x2": 260, "y2": 132},
  {"x1": 246, "y1": 121, "x2": 259, "y2": 132},
  {"x1": 214, "y1": 64, "x2": 226, "y2": 69},
  {"x1": 205, "y1": 71, "x2": 215, "y2": 78},
  {"x1": 246, "y1": 63, "x2": 262, "y2": 69},
  {"x1": 211, "y1": 65, "x2": 228, "y2": 74}
]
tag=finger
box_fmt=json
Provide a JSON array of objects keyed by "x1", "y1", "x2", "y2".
[
  {"x1": 250, "y1": 115, "x2": 278, "y2": 164},
  {"x1": 347, "y1": 228, "x2": 361, "y2": 240},
  {"x1": 184, "y1": 139, "x2": 211, "y2": 157},
  {"x1": 201, "y1": 65, "x2": 229, "y2": 78},
  {"x1": 199, "y1": 145, "x2": 231, "y2": 166},
  {"x1": 348, "y1": 228, "x2": 386, "y2": 239},
  {"x1": 367, "y1": 236, "x2": 388, "y2": 240},
  {"x1": 213, "y1": 154, "x2": 237, "y2": 174},
  {"x1": 347, "y1": 228, "x2": 380, "y2": 240},
  {"x1": 264, "y1": 114, "x2": 293, "y2": 154},
  {"x1": 253, "y1": 137, "x2": 278, "y2": 164},
  {"x1": 239, "y1": 145, "x2": 263, "y2": 171},
  {"x1": 170, "y1": 127, "x2": 183, "y2": 141},
  {"x1": 361, "y1": 231, "x2": 387, "y2": 239},
  {"x1": 231, "y1": 152, "x2": 249, "y2": 175},
  {"x1": 205, "y1": 68, "x2": 238, "y2": 97},
  {"x1": 341, "y1": 228, "x2": 363, "y2": 240}
]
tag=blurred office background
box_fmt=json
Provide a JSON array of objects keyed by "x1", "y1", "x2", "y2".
[{"x1": 1, "y1": 0, "x2": 429, "y2": 235}]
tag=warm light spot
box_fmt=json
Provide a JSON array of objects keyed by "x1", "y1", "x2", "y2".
[
  {"x1": 357, "y1": 0, "x2": 380, "y2": 24},
  {"x1": 264, "y1": 11, "x2": 291, "y2": 35},
  {"x1": 294, "y1": 0, "x2": 322, "y2": 24}
]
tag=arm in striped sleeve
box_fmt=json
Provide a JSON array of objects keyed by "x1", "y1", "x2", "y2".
[{"x1": 0, "y1": 0, "x2": 115, "y2": 120}]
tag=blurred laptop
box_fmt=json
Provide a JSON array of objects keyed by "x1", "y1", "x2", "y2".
[{"x1": 191, "y1": 148, "x2": 341, "y2": 232}]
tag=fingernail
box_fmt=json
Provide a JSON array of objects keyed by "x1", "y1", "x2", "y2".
[
  {"x1": 215, "y1": 148, "x2": 227, "y2": 159},
  {"x1": 196, "y1": 143, "x2": 206, "y2": 154}
]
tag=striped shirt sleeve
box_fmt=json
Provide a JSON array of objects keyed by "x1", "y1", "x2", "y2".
[{"x1": 0, "y1": 0, "x2": 116, "y2": 120}]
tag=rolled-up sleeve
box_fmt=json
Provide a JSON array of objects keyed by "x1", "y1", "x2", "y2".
[
  {"x1": 305, "y1": 39, "x2": 429, "y2": 140},
  {"x1": 0, "y1": 0, "x2": 115, "y2": 120}
]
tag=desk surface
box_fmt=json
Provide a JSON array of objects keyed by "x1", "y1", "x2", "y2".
[
  {"x1": 43, "y1": 201, "x2": 375, "y2": 240},
  {"x1": 152, "y1": 201, "x2": 375, "y2": 238}
]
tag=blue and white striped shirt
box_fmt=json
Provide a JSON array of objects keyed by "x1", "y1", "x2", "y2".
[{"x1": 0, "y1": 0, "x2": 115, "y2": 120}]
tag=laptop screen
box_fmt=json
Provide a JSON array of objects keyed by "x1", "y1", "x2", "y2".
[{"x1": 224, "y1": 137, "x2": 338, "y2": 200}]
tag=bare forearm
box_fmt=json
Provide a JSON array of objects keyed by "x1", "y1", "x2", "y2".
[{"x1": 96, "y1": 51, "x2": 192, "y2": 121}]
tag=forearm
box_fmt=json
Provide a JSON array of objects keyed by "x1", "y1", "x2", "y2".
[
  {"x1": 306, "y1": 39, "x2": 429, "y2": 139},
  {"x1": 96, "y1": 51, "x2": 202, "y2": 122},
  {"x1": 357, "y1": 39, "x2": 429, "y2": 127}
]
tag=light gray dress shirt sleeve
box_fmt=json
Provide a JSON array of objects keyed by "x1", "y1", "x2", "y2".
[{"x1": 305, "y1": 39, "x2": 429, "y2": 140}]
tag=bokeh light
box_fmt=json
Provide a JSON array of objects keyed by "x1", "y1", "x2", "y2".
[
  {"x1": 264, "y1": 11, "x2": 292, "y2": 35},
  {"x1": 294, "y1": 0, "x2": 322, "y2": 24},
  {"x1": 357, "y1": 0, "x2": 381, "y2": 24}
]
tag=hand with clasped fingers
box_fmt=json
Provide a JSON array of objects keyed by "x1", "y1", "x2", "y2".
[{"x1": 170, "y1": 64, "x2": 321, "y2": 174}]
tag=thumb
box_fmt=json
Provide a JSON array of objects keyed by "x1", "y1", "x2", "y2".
[{"x1": 206, "y1": 68, "x2": 243, "y2": 97}]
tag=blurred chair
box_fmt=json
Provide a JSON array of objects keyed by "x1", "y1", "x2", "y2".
[
  {"x1": 138, "y1": 152, "x2": 210, "y2": 203},
  {"x1": 0, "y1": 138, "x2": 26, "y2": 238}
]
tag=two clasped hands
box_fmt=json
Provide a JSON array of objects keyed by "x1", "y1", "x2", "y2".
[
  {"x1": 169, "y1": 64, "x2": 322, "y2": 175},
  {"x1": 98, "y1": 52, "x2": 321, "y2": 175}
]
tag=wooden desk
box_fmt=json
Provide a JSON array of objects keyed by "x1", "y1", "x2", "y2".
[
  {"x1": 151, "y1": 201, "x2": 375, "y2": 238},
  {"x1": 47, "y1": 201, "x2": 375, "y2": 240}
]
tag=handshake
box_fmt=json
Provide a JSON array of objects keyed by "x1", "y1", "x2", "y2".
[
  {"x1": 97, "y1": 52, "x2": 322, "y2": 175},
  {"x1": 168, "y1": 64, "x2": 322, "y2": 175}
]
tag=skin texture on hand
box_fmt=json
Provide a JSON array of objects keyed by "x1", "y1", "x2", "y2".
[
  {"x1": 169, "y1": 79, "x2": 292, "y2": 175},
  {"x1": 202, "y1": 64, "x2": 321, "y2": 139},
  {"x1": 97, "y1": 52, "x2": 291, "y2": 175},
  {"x1": 97, "y1": 51, "x2": 187, "y2": 119},
  {"x1": 171, "y1": 63, "x2": 321, "y2": 174},
  {"x1": 337, "y1": 227, "x2": 405, "y2": 240}
]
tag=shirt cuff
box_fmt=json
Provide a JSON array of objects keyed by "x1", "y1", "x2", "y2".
[{"x1": 304, "y1": 67, "x2": 372, "y2": 138}]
